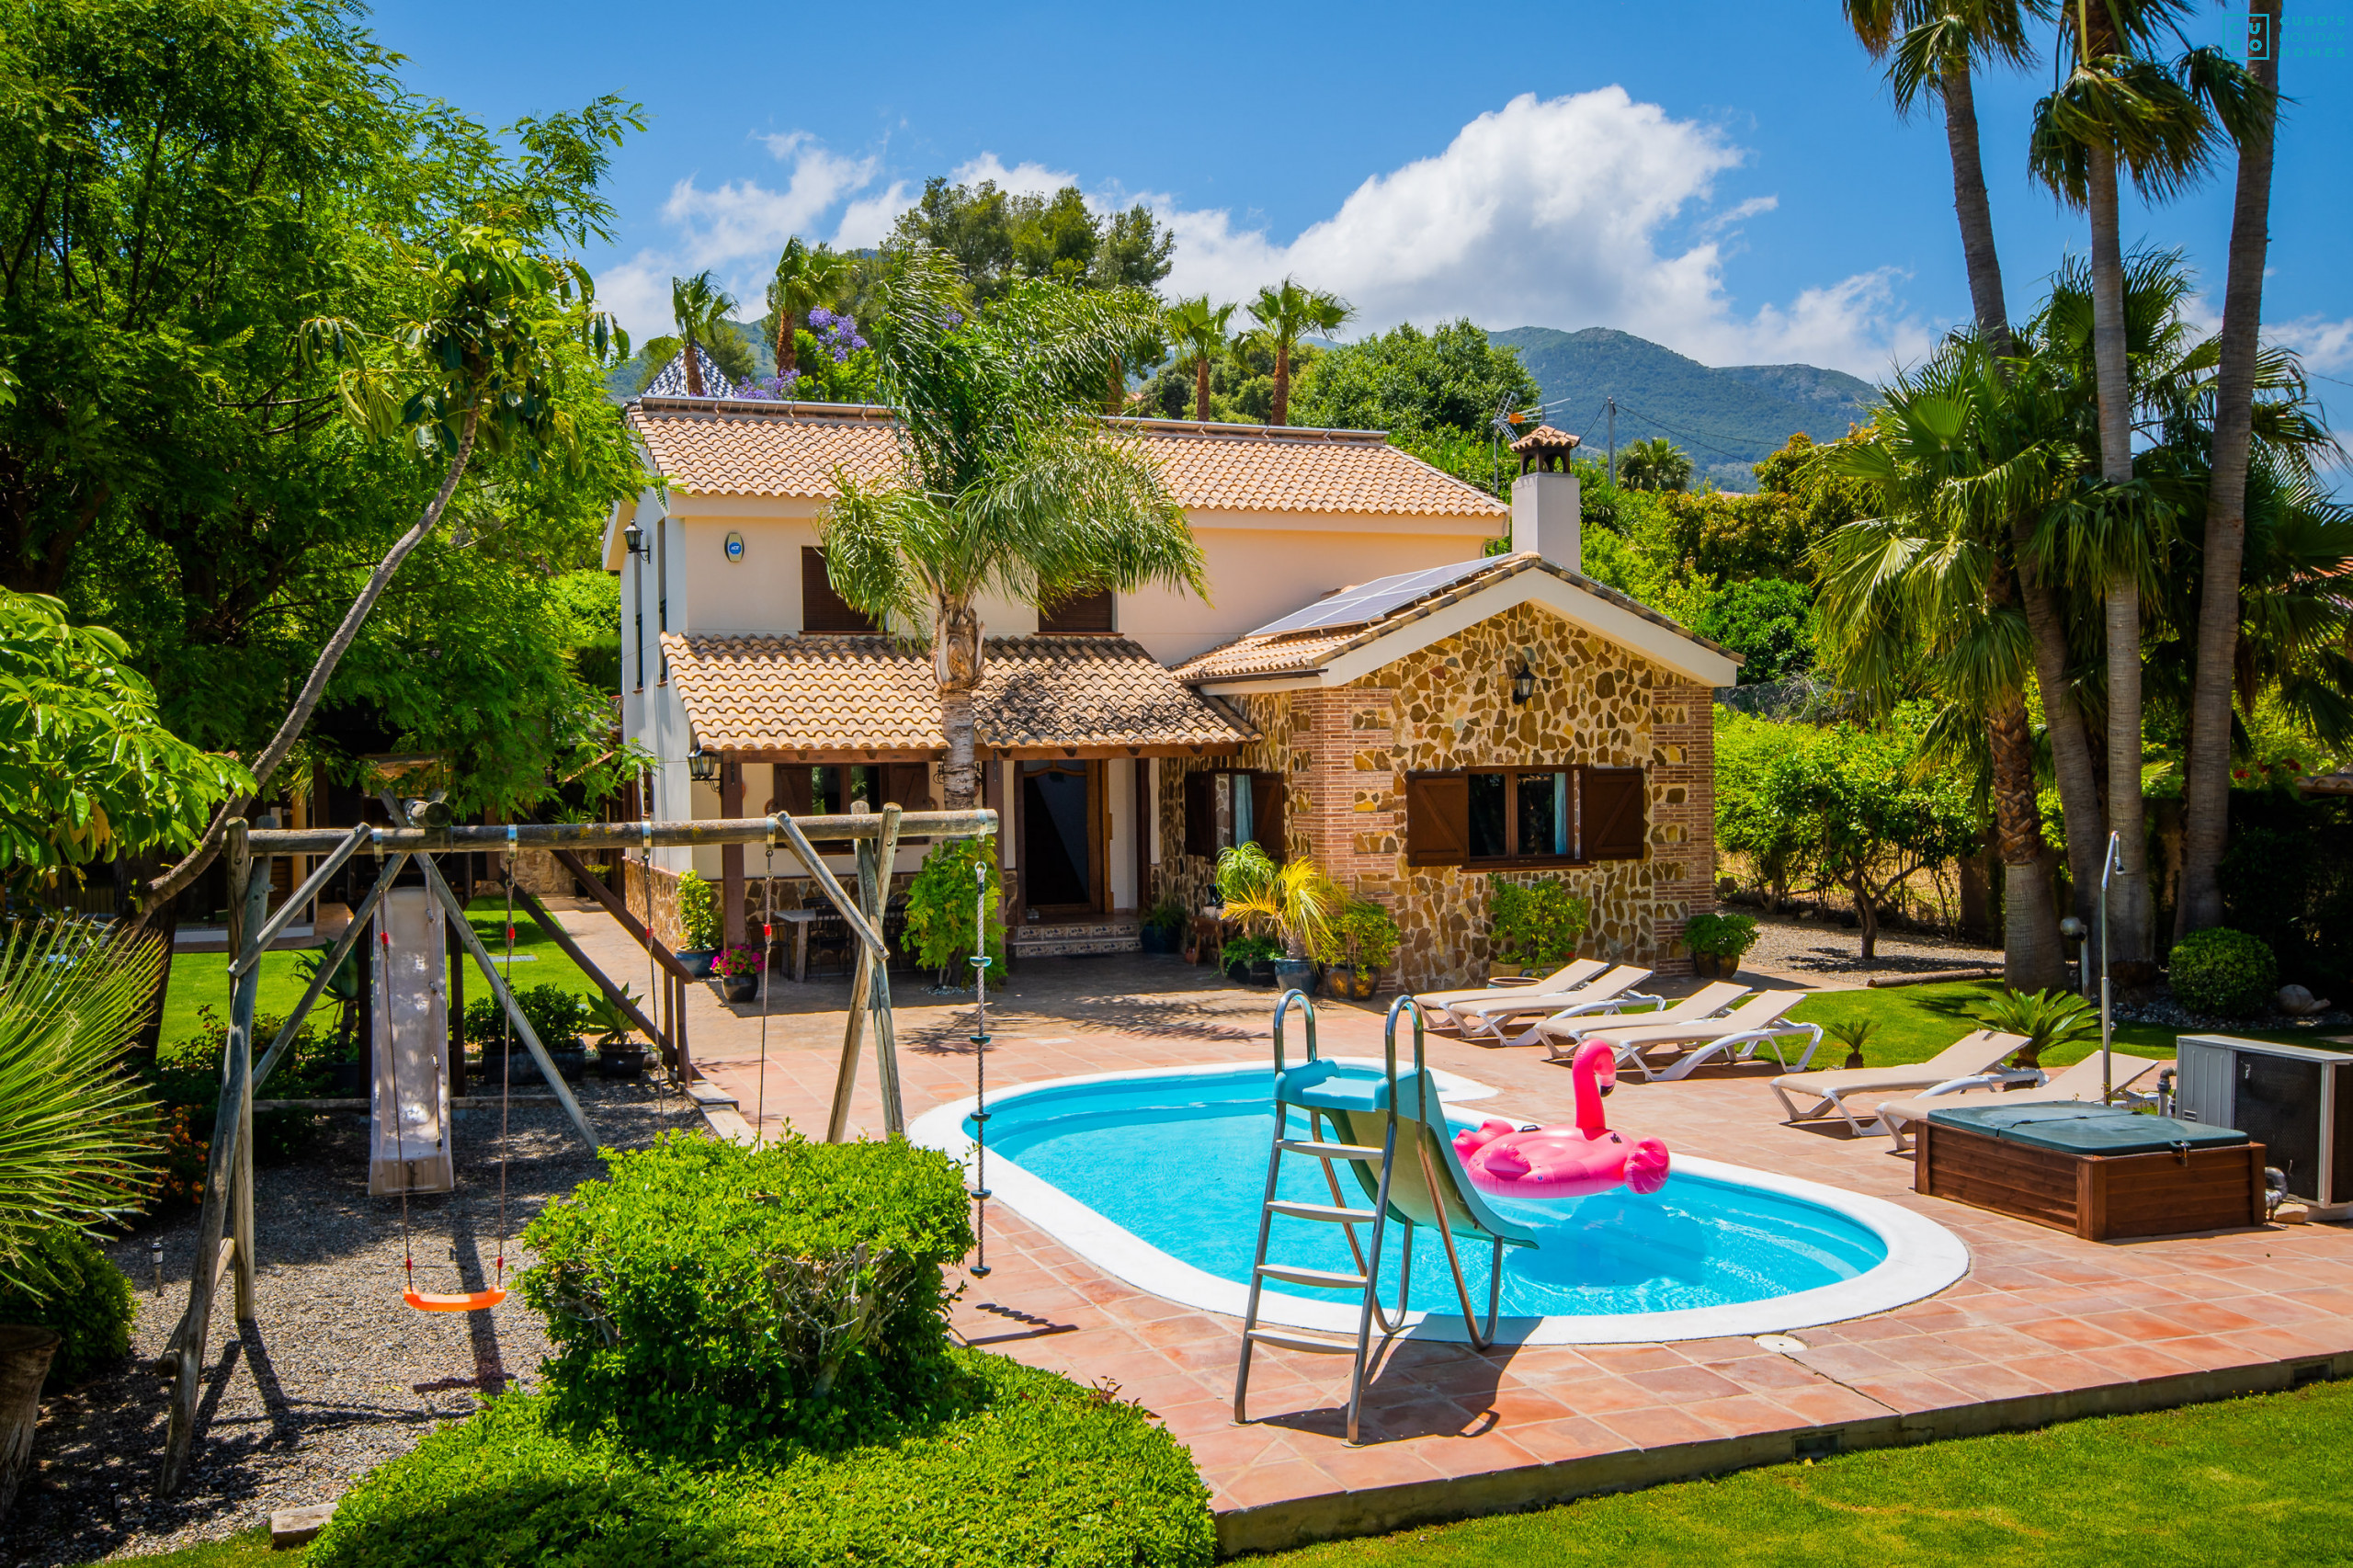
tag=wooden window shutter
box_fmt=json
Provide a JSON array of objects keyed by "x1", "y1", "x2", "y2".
[
  {"x1": 1249, "y1": 772, "x2": 1285, "y2": 860},
  {"x1": 1038, "y1": 588, "x2": 1115, "y2": 635},
  {"x1": 774, "y1": 764, "x2": 814, "y2": 817},
  {"x1": 885, "y1": 762, "x2": 931, "y2": 809},
  {"x1": 801, "y1": 546, "x2": 878, "y2": 633},
  {"x1": 1581, "y1": 767, "x2": 1647, "y2": 861},
  {"x1": 1183, "y1": 770, "x2": 1214, "y2": 858},
  {"x1": 1404, "y1": 772, "x2": 1469, "y2": 868}
]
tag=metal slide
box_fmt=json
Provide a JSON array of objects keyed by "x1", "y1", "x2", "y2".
[{"x1": 369, "y1": 886, "x2": 455, "y2": 1196}]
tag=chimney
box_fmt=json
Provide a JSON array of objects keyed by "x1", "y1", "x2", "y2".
[{"x1": 1506, "y1": 423, "x2": 1584, "y2": 567}]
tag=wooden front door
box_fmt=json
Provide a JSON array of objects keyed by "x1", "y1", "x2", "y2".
[{"x1": 1018, "y1": 759, "x2": 1103, "y2": 918}]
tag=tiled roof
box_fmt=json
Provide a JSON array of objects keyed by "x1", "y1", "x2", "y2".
[
  {"x1": 1170, "y1": 554, "x2": 1739, "y2": 683},
  {"x1": 1508, "y1": 424, "x2": 1581, "y2": 454},
  {"x1": 625, "y1": 400, "x2": 1506, "y2": 517},
  {"x1": 659, "y1": 633, "x2": 1256, "y2": 756}
]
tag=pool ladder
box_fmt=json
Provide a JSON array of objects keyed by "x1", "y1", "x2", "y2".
[{"x1": 1233, "y1": 991, "x2": 1511, "y2": 1445}]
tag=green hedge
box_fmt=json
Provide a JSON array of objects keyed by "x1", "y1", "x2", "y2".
[
  {"x1": 519, "y1": 1131, "x2": 973, "y2": 1456},
  {"x1": 2170, "y1": 927, "x2": 2279, "y2": 1018},
  {"x1": 306, "y1": 1352, "x2": 1215, "y2": 1568},
  {"x1": 0, "y1": 1226, "x2": 135, "y2": 1391},
  {"x1": 463, "y1": 983, "x2": 585, "y2": 1052}
]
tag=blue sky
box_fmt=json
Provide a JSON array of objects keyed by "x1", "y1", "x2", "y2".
[{"x1": 376, "y1": 0, "x2": 2349, "y2": 388}]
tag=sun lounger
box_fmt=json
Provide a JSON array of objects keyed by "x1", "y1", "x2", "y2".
[
  {"x1": 1878, "y1": 1051, "x2": 2166, "y2": 1152},
  {"x1": 1443, "y1": 964, "x2": 1659, "y2": 1046},
  {"x1": 1769, "y1": 1029, "x2": 2034, "y2": 1137},
  {"x1": 1546, "y1": 987, "x2": 1816, "y2": 1082},
  {"x1": 1536, "y1": 982, "x2": 1747, "y2": 1069},
  {"x1": 1414, "y1": 957, "x2": 1608, "y2": 1017}
]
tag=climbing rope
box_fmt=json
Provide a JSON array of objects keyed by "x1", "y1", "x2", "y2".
[{"x1": 969, "y1": 861, "x2": 992, "y2": 1278}]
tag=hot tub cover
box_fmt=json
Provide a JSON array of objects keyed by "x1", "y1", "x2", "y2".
[{"x1": 1927, "y1": 1102, "x2": 2251, "y2": 1156}]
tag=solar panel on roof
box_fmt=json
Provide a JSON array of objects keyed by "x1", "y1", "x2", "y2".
[{"x1": 1245, "y1": 557, "x2": 1496, "y2": 638}]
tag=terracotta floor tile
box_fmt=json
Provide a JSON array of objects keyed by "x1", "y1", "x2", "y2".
[
  {"x1": 1771, "y1": 1381, "x2": 1896, "y2": 1425},
  {"x1": 1626, "y1": 1363, "x2": 1751, "y2": 1403},
  {"x1": 1596, "y1": 1403, "x2": 1721, "y2": 1450},
  {"x1": 2010, "y1": 1314, "x2": 2131, "y2": 1353}
]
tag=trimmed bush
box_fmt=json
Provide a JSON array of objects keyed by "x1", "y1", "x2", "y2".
[
  {"x1": 2170, "y1": 927, "x2": 2279, "y2": 1018},
  {"x1": 1682, "y1": 911, "x2": 1760, "y2": 959},
  {"x1": 520, "y1": 1131, "x2": 973, "y2": 1456},
  {"x1": 306, "y1": 1352, "x2": 1215, "y2": 1568},
  {"x1": 1487, "y1": 877, "x2": 1590, "y2": 970},
  {"x1": 0, "y1": 1226, "x2": 135, "y2": 1391},
  {"x1": 463, "y1": 983, "x2": 585, "y2": 1052}
]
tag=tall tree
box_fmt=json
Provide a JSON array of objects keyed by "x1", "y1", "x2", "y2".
[
  {"x1": 669, "y1": 270, "x2": 735, "y2": 398},
  {"x1": 2178, "y1": 6, "x2": 2284, "y2": 934},
  {"x1": 767, "y1": 237, "x2": 850, "y2": 385},
  {"x1": 821, "y1": 254, "x2": 1207, "y2": 809},
  {"x1": 2029, "y1": 0, "x2": 2222, "y2": 967},
  {"x1": 1245, "y1": 278, "x2": 1353, "y2": 426},
  {"x1": 1163, "y1": 296, "x2": 1236, "y2": 423},
  {"x1": 888, "y1": 177, "x2": 1173, "y2": 307}
]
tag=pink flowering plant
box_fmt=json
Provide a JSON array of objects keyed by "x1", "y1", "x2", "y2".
[{"x1": 711, "y1": 943, "x2": 766, "y2": 981}]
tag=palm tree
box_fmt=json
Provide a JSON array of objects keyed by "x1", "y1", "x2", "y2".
[
  {"x1": 2179, "y1": 11, "x2": 2282, "y2": 936},
  {"x1": 2029, "y1": 0, "x2": 2222, "y2": 969},
  {"x1": 1618, "y1": 437, "x2": 1692, "y2": 493},
  {"x1": 821, "y1": 250, "x2": 1209, "y2": 808},
  {"x1": 1817, "y1": 336, "x2": 2070, "y2": 990},
  {"x1": 670, "y1": 269, "x2": 737, "y2": 398},
  {"x1": 1163, "y1": 296, "x2": 1235, "y2": 422},
  {"x1": 1245, "y1": 278, "x2": 1353, "y2": 426},
  {"x1": 767, "y1": 238, "x2": 849, "y2": 387}
]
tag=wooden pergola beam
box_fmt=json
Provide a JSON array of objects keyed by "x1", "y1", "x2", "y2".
[{"x1": 244, "y1": 810, "x2": 996, "y2": 857}]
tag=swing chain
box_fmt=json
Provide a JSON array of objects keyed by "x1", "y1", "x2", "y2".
[{"x1": 970, "y1": 862, "x2": 992, "y2": 1278}]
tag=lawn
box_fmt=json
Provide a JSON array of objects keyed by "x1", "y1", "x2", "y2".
[
  {"x1": 1258, "y1": 1379, "x2": 2353, "y2": 1566},
  {"x1": 71, "y1": 1528, "x2": 290, "y2": 1568},
  {"x1": 160, "y1": 898, "x2": 615, "y2": 1051},
  {"x1": 1779, "y1": 980, "x2": 2318, "y2": 1070}
]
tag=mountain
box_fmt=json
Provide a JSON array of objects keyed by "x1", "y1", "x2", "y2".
[{"x1": 1487, "y1": 327, "x2": 1880, "y2": 491}]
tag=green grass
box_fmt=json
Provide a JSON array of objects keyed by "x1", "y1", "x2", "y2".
[
  {"x1": 161, "y1": 898, "x2": 608, "y2": 1050},
  {"x1": 72, "y1": 1528, "x2": 293, "y2": 1567},
  {"x1": 1781, "y1": 980, "x2": 2315, "y2": 1070},
  {"x1": 1258, "y1": 1380, "x2": 2353, "y2": 1566}
]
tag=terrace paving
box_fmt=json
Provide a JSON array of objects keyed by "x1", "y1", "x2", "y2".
[{"x1": 554, "y1": 915, "x2": 2353, "y2": 1555}]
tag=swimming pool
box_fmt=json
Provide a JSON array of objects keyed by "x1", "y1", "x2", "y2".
[{"x1": 908, "y1": 1062, "x2": 1969, "y2": 1344}]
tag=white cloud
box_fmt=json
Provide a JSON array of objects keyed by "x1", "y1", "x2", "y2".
[
  {"x1": 833, "y1": 181, "x2": 911, "y2": 249},
  {"x1": 950, "y1": 153, "x2": 1077, "y2": 198},
  {"x1": 2270, "y1": 313, "x2": 2353, "y2": 375}
]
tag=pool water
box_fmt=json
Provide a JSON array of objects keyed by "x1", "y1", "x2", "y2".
[{"x1": 974, "y1": 1069, "x2": 1887, "y2": 1319}]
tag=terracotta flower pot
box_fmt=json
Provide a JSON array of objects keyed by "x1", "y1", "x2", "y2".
[{"x1": 0, "y1": 1324, "x2": 61, "y2": 1524}]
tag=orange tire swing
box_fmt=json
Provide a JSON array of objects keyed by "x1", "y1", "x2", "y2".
[{"x1": 392, "y1": 827, "x2": 514, "y2": 1312}]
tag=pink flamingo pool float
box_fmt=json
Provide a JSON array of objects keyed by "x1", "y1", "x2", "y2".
[{"x1": 1453, "y1": 1040, "x2": 1671, "y2": 1198}]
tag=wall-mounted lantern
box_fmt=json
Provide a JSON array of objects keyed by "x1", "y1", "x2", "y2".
[
  {"x1": 687, "y1": 745, "x2": 720, "y2": 784},
  {"x1": 1509, "y1": 663, "x2": 1538, "y2": 705}
]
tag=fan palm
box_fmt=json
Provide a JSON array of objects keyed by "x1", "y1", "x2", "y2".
[
  {"x1": 670, "y1": 269, "x2": 737, "y2": 398},
  {"x1": 820, "y1": 250, "x2": 1208, "y2": 809},
  {"x1": 767, "y1": 238, "x2": 850, "y2": 385},
  {"x1": 2028, "y1": 0, "x2": 2230, "y2": 967},
  {"x1": 1163, "y1": 296, "x2": 1235, "y2": 423},
  {"x1": 1244, "y1": 278, "x2": 1353, "y2": 426},
  {"x1": 0, "y1": 919, "x2": 163, "y2": 1296},
  {"x1": 1617, "y1": 437, "x2": 1692, "y2": 493},
  {"x1": 1215, "y1": 847, "x2": 1340, "y2": 963},
  {"x1": 1817, "y1": 335, "x2": 2072, "y2": 989}
]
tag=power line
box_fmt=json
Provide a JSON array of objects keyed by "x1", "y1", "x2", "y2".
[{"x1": 1607, "y1": 401, "x2": 1758, "y2": 465}]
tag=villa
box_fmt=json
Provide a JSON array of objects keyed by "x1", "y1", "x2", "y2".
[{"x1": 606, "y1": 396, "x2": 1738, "y2": 988}]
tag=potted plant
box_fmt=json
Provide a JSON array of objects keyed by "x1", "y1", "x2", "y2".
[
  {"x1": 1683, "y1": 912, "x2": 1760, "y2": 979},
  {"x1": 1220, "y1": 932, "x2": 1281, "y2": 986},
  {"x1": 1314, "y1": 901, "x2": 1402, "y2": 1001},
  {"x1": 712, "y1": 943, "x2": 764, "y2": 1004},
  {"x1": 1217, "y1": 845, "x2": 1340, "y2": 995},
  {"x1": 1487, "y1": 876, "x2": 1590, "y2": 982},
  {"x1": 676, "y1": 870, "x2": 721, "y2": 977},
  {"x1": 584, "y1": 988, "x2": 649, "y2": 1079},
  {"x1": 1140, "y1": 899, "x2": 1186, "y2": 956}
]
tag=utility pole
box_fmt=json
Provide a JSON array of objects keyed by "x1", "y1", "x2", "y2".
[{"x1": 1605, "y1": 397, "x2": 1617, "y2": 485}]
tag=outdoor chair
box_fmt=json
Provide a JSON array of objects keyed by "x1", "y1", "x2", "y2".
[
  {"x1": 1544, "y1": 987, "x2": 1819, "y2": 1082},
  {"x1": 1878, "y1": 1051, "x2": 2166, "y2": 1153},
  {"x1": 1442, "y1": 964, "x2": 1660, "y2": 1047},
  {"x1": 1414, "y1": 957, "x2": 1608, "y2": 1019},
  {"x1": 1537, "y1": 982, "x2": 1748, "y2": 1068},
  {"x1": 1769, "y1": 1029, "x2": 2034, "y2": 1137}
]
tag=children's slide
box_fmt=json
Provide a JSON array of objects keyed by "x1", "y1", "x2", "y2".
[{"x1": 369, "y1": 886, "x2": 455, "y2": 1196}]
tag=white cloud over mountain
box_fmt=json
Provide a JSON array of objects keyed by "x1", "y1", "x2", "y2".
[{"x1": 596, "y1": 90, "x2": 1949, "y2": 373}]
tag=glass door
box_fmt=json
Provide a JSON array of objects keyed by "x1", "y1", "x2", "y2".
[{"x1": 1019, "y1": 760, "x2": 1097, "y2": 917}]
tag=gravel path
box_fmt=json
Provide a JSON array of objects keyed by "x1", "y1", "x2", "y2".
[
  {"x1": 1735, "y1": 911, "x2": 2005, "y2": 989},
  {"x1": 6, "y1": 1076, "x2": 703, "y2": 1568}
]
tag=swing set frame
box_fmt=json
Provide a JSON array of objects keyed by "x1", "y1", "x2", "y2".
[{"x1": 155, "y1": 801, "x2": 996, "y2": 1495}]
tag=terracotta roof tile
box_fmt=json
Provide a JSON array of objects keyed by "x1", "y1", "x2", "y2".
[
  {"x1": 660, "y1": 633, "x2": 1255, "y2": 755},
  {"x1": 626, "y1": 399, "x2": 1506, "y2": 517}
]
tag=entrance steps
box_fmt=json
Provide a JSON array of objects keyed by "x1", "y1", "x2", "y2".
[{"x1": 1008, "y1": 917, "x2": 1140, "y2": 960}]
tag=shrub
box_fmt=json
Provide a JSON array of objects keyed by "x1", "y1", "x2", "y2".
[
  {"x1": 903, "y1": 835, "x2": 1007, "y2": 987},
  {"x1": 2169, "y1": 927, "x2": 2279, "y2": 1018},
  {"x1": 1217, "y1": 932, "x2": 1281, "y2": 969},
  {"x1": 0, "y1": 1226, "x2": 135, "y2": 1392},
  {"x1": 463, "y1": 983, "x2": 586, "y2": 1052},
  {"x1": 152, "y1": 1006, "x2": 346, "y2": 1181},
  {"x1": 1487, "y1": 877, "x2": 1590, "y2": 969},
  {"x1": 307, "y1": 1352, "x2": 1215, "y2": 1568},
  {"x1": 1144, "y1": 899, "x2": 1187, "y2": 937},
  {"x1": 519, "y1": 1131, "x2": 974, "y2": 1457},
  {"x1": 712, "y1": 943, "x2": 764, "y2": 981},
  {"x1": 1682, "y1": 911, "x2": 1760, "y2": 958},
  {"x1": 677, "y1": 869, "x2": 721, "y2": 950},
  {"x1": 1972, "y1": 986, "x2": 2098, "y2": 1068},
  {"x1": 1311, "y1": 901, "x2": 1402, "y2": 971}
]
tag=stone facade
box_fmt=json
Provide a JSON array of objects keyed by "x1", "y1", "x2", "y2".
[{"x1": 1155, "y1": 601, "x2": 1716, "y2": 993}]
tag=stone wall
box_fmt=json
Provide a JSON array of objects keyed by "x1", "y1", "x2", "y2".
[{"x1": 1153, "y1": 601, "x2": 1716, "y2": 993}]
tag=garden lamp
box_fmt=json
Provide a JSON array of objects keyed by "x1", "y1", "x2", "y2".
[
  {"x1": 1509, "y1": 664, "x2": 1537, "y2": 705},
  {"x1": 687, "y1": 745, "x2": 719, "y2": 784}
]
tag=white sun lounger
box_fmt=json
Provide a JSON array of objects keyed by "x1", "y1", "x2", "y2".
[
  {"x1": 1536, "y1": 982, "x2": 1747, "y2": 1069},
  {"x1": 1877, "y1": 1051, "x2": 2166, "y2": 1152},
  {"x1": 1414, "y1": 957, "x2": 1608, "y2": 1017},
  {"x1": 1444, "y1": 964, "x2": 1660, "y2": 1046},
  {"x1": 1769, "y1": 1029, "x2": 2034, "y2": 1137},
  {"x1": 1547, "y1": 988, "x2": 1817, "y2": 1082}
]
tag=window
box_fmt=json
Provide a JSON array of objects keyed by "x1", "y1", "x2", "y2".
[
  {"x1": 1405, "y1": 765, "x2": 1645, "y2": 868},
  {"x1": 801, "y1": 546, "x2": 878, "y2": 633},
  {"x1": 1183, "y1": 768, "x2": 1284, "y2": 859},
  {"x1": 1039, "y1": 588, "x2": 1115, "y2": 635},
  {"x1": 770, "y1": 762, "x2": 931, "y2": 816}
]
